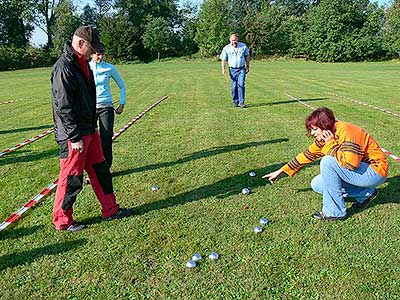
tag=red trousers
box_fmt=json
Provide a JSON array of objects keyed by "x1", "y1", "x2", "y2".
[{"x1": 53, "y1": 132, "x2": 119, "y2": 229}]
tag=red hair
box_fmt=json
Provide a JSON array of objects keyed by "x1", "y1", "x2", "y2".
[{"x1": 305, "y1": 107, "x2": 336, "y2": 134}]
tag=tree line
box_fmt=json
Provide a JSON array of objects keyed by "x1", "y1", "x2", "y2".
[{"x1": 1, "y1": 0, "x2": 400, "y2": 71}]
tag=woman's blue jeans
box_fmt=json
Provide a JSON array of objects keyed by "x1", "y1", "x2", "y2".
[{"x1": 310, "y1": 156, "x2": 386, "y2": 217}]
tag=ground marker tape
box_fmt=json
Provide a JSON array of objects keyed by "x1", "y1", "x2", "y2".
[
  {"x1": 0, "y1": 129, "x2": 55, "y2": 158},
  {"x1": 327, "y1": 92, "x2": 400, "y2": 119},
  {"x1": 285, "y1": 93, "x2": 400, "y2": 164},
  {"x1": 381, "y1": 148, "x2": 400, "y2": 163},
  {"x1": 0, "y1": 100, "x2": 15, "y2": 105},
  {"x1": 285, "y1": 93, "x2": 317, "y2": 110},
  {"x1": 0, "y1": 95, "x2": 169, "y2": 231}
]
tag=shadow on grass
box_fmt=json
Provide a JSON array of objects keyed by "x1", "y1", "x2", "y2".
[
  {"x1": 132, "y1": 163, "x2": 285, "y2": 216},
  {"x1": 249, "y1": 97, "x2": 327, "y2": 108},
  {"x1": 349, "y1": 175, "x2": 400, "y2": 215},
  {"x1": 80, "y1": 163, "x2": 286, "y2": 225},
  {"x1": 0, "y1": 148, "x2": 58, "y2": 167},
  {"x1": 0, "y1": 225, "x2": 43, "y2": 241},
  {"x1": 113, "y1": 139, "x2": 289, "y2": 177},
  {"x1": 0, "y1": 125, "x2": 52, "y2": 135},
  {"x1": 0, "y1": 239, "x2": 87, "y2": 271}
]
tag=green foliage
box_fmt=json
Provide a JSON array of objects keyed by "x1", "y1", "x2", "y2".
[
  {"x1": 80, "y1": 4, "x2": 97, "y2": 26},
  {"x1": 195, "y1": 0, "x2": 233, "y2": 56},
  {"x1": 0, "y1": 0, "x2": 32, "y2": 47},
  {"x1": 100, "y1": 15, "x2": 140, "y2": 62},
  {"x1": 294, "y1": 0, "x2": 385, "y2": 62},
  {"x1": 174, "y1": 1, "x2": 199, "y2": 56},
  {"x1": 383, "y1": 0, "x2": 400, "y2": 57},
  {"x1": 51, "y1": 0, "x2": 80, "y2": 57},
  {"x1": 143, "y1": 17, "x2": 175, "y2": 61},
  {"x1": 0, "y1": 45, "x2": 54, "y2": 71}
]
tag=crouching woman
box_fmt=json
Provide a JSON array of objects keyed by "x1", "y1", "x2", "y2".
[{"x1": 263, "y1": 107, "x2": 388, "y2": 221}]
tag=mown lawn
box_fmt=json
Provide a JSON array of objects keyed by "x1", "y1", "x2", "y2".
[{"x1": 0, "y1": 59, "x2": 399, "y2": 300}]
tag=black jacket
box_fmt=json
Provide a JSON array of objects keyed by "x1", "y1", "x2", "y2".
[{"x1": 51, "y1": 42, "x2": 97, "y2": 143}]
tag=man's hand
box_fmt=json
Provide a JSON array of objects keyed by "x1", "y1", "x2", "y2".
[
  {"x1": 71, "y1": 140, "x2": 84, "y2": 153},
  {"x1": 115, "y1": 104, "x2": 124, "y2": 115},
  {"x1": 246, "y1": 65, "x2": 249, "y2": 74}
]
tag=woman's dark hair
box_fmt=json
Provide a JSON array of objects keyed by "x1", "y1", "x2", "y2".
[{"x1": 305, "y1": 107, "x2": 336, "y2": 134}]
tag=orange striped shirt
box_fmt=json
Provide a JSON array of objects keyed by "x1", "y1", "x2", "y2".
[{"x1": 282, "y1": 121, "x2": 388, "y2": 178}]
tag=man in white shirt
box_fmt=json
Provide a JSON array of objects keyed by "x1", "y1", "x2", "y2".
[{"x1": 220, "y1": 33, "x2": 250, "y2": 108}]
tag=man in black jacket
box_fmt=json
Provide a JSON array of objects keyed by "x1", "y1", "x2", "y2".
[{"x1": 51, "y1": 26, "x2": 132, "y2": 232}]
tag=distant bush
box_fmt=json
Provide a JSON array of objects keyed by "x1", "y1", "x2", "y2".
[{"x1": 0, "y1": 46, "x2": 55, "y2": 71}]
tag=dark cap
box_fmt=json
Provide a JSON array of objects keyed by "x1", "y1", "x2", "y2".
[{"x1": 74, "y1": 26, "x2": 102, "y2": 53}]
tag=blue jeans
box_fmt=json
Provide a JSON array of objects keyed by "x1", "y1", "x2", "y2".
[
  {"x1": 229, "y1": 67, "x2": 246, "y2": 105},
  {"x1": 310, "y1": 156, "x2": 386, "y2": 217}
]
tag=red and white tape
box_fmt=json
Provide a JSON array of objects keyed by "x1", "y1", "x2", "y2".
[
  {"x1": 327, "y1": 92, "x2": 400, "y2": 119},
  {"x1": 285, "y1": 93, "x2": 400, "y2": 164},
  {"x1": 0, "y1": 100, "x2": 15, "y2": 105},
  {"x1": 381, "y1": 148, "x2": 400, "y2": 163},
  {"x1": 0, "y1": 128, "x2": 54, "y2": 158},
  {"x1": 0, "y1": 95, "x2": 169, "y2": 231}
]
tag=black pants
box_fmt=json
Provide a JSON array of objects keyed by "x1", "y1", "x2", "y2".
[{"x1": 96, "y1": 107, "x2": 115, "y2": 169}]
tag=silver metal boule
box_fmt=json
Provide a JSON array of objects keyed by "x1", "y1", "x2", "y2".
[
  {"x1": 254, "y1": 226, "x2": 263, "y2": 233},
  {"x1": 260, "y1": 217, "x2": 269, "y2": 226},
  {"x1": 208, "y1": 252, "x2": 219, "y2": 260},
  {"x1": 186, "y1": 260, "x2": 196, "y2": 268},
  {"x1": 249, "y1": 171, "x2": 256, "y2": 177},
  {"x1": 151, "y1": 185, "x2": 159, "y2": 191},
  {"x1": 192, "y1": 253, "x2": 202, "y2": 261},
  {"x1": 242, "y1": 188, "x2": 250, "y2": 195}
]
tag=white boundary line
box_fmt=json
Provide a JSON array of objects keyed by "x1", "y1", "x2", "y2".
[
  {"x1": 327, "y1": 92, "x2": 400, "y2": 119},
  {"x1": 0, "y1": 100, "x2": 15, "y2": 105}
]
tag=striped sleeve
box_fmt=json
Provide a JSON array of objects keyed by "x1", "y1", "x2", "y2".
[
  {"x1": 321, "y1": 126, "x2": 364, "y2": 171},
  {"x1": 282, "y1": 140, "x2": 324, "y2": 176}
]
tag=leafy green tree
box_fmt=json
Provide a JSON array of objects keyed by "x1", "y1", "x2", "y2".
[
  {"x1": 52, "y1": 0, "x2": 80, "y2": 56},
  {"x1": 296, "y1": 0, "x2": 384, "y2": 62},
  {"x1": 80, "y1": 4, "x2": 97, "y2": 26},
  {"x1": 383, "y1": 0, "x2": 400, "y2": 57},
  {"x1": 100, "y1": 14, "x2": 140, "y2": 62},
  {"x1": 175, "y1": 0, "x2": 199, "y2": 55},
  {"x1": 112, "y1": 0, "x2": 178, "y2": 60},
  {"x1": 0, "y1": 0, "x2": 33, "y2": 47},
  {"x1": 30, "y1": 0, "x2": 66, "y2": 50},
  {"x1": 195, "y1": 0, "x2": 233, "y2": 56},
  {"x1": 143, "y1": 17, "x2": 174, "y2": 61}
]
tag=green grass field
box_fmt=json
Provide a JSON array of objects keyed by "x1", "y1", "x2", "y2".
[{"x1": 0, "y1": 59, "x2": 399, "y2": 300}]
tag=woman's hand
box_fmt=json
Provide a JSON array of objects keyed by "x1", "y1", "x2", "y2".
[
  {"x1": 321, "y1": 130, "x2": 334, "y2": 143},
  {"x1": 262, "y1": 169, "x2": 283, "y2": 184},
  {"x1": 115, "y1": 104, "x2": 124, "y2": 115}
]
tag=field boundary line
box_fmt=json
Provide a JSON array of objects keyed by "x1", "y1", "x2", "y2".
[
  {"x1": 284, "y1": 74, "x2": 400, "y2": 119},
  {"x1": 0, "y1": 129, "x2": 55, "y2": 158},
  {"x1": 327, "y1": 92, "x2": 400, "y2": 119},
  {"x1": 0, "y1": 100, "x2": 15, "y2": 105},
  {"x1": 285, "y1": 93, "x2": 400, "y2": 165},
  {"x1": 0, "y1": 95, "x2": 169, "y2": 232}
]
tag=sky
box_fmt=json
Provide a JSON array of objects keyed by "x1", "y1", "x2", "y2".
[{"x1": 30, "y1": 0, "x2": 392, "y2": 46}]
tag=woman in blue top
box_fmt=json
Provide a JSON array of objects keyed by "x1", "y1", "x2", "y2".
[{"x1": 89, "y1": 44, "x2": 126, "y2": 170}]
